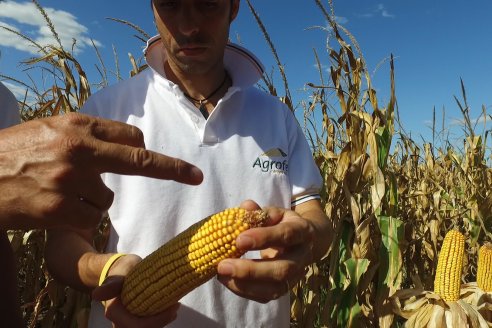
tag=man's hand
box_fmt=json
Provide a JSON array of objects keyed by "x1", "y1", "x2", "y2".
[
  {"x1": 217, "y1": 200, "x2": 317, "y2": 303},
  {"x1": 0, "y1": 113, "x2": 203, "y2": 230},
  {"x1": 92, "y1": 254, "x2": 179, "y2": 328}
]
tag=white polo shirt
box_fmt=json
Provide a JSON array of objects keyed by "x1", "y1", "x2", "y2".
[
  {"x1": 0, "y1": 82, "x2": 20, "y2": 128},
  {"x1": 84, "y1": 36, "x2": 322, "y2": 328}
]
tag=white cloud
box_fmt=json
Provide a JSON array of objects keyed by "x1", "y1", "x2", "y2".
[
  {"x1": 335, "y1": 16, "x2": 348, "y2": 25},
  {"x1": 0, "y1": 1, "x2": 100, "y2": 55},
  {"x1": 313, "y1": 62, "x2": 329, "y2": 71},
  {"x1": 377, "y1": 4, "x2": 395, "y2": 19},
  {"x1": 358, "y1": 4, "x2": 395, "y2": 19},
  {"x1": 450, "y1": 116, "x2": 491, "y2": 127},
  {"x1": 306, "y1": 15, "x2": 348, "y2": 34}
]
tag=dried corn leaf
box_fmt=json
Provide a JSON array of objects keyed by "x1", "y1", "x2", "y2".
[
  {"x1": 427, "y1": 304, "x2": 445, "y2": 328},
  {"x1": 409, "y1": 303, "x2": 435, "y2": 327},
  {"x1": 448, "y1": 301, "x2": 469, "y2": 327},
  {"x1": 458, "y1": 299, "x2": 490, "y2": 328}
]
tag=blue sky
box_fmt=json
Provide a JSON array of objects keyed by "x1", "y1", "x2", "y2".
[{"x1": 1, "y1": 0, "x2": 491, "y2": 143}]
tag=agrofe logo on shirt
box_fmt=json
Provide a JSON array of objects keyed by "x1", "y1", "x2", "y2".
[{"x1": 252, "y1": 148, "x2": 289, "y2": 174}]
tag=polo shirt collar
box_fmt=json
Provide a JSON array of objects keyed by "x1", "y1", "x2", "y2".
[{"x1": 144, "y1": 35, "x2": 264, "y2": 88}]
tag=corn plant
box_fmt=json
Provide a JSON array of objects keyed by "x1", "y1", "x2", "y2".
[{"x1": 248, "y1": 0, "x2": 492, "y2": 327}]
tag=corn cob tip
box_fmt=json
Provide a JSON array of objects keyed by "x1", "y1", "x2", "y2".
[{"x1": 242, "y1": 209, "x2": 269, "y2": 227}]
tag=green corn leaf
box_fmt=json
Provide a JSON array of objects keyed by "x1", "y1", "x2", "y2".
[
  {"x1": 338, "y1": 258, "x2": 370, "y2": 327},
  {"x1": 375, "y1": 215, "x2": 404, "y2": 326},
  {"x1": 377, "y1": 215, "x2": 404, "y2": 289},
  {"x1": 376, "y1": 126, "x2": 392, "y2": 171}
]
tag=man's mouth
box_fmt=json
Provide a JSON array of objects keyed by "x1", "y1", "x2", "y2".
[{"x1": 179, "y1": 44, "x2": 207, "y2": 56}]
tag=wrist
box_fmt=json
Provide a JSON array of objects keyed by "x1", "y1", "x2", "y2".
[{"x1": 99, "y1": 253, "x2": 127, "y2": 286}]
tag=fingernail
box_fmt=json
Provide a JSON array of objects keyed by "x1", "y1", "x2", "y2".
[
  {"x1": 191, "y1": 167, "x2": 203, "y2": 180},
  {"x1": 217, "y1": 261, "x2": 235, "y2": 275},
  {"x1": 236, "y1": 235, "x2": 255, "y2": 249}
]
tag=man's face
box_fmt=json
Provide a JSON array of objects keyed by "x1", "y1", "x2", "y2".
[{"x1": 152, "y1": 0, "x2": 239, "y2": 76}]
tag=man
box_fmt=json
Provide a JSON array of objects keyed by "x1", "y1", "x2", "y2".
[
  {"x1": 0, "y1": 81, "x2": 20, "y2": 129},
  {"x1": 0, "y1": 81, "x2": 203, "y2": 327},
  {"x1": 45, "y1": 0, "x2": 333, "y2": 327}
]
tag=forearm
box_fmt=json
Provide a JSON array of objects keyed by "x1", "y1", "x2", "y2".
[
  {"x1": 45, "y1": 228, "x2": 117, "y2": 292},
  {"x1": 305, "y1": 210, "x2": 333, "y2": 261},
  {"x1": 293, "y1": 200, "x2": 333, "y2": 262}
]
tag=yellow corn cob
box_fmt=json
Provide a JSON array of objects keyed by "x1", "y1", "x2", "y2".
[
  {"x1": 433, "y1": 230, "x2": 465, "y2": 301},
  {"x1": 477, "y1": 243, "x2": 492, "y2": 292},
  {"x1": 121, "y1": 207, "x2": 268, "y2": 316}
]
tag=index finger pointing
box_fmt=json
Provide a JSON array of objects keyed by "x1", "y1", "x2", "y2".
[{"x1": 92, "y1": 141, "x2": 203, "y2": 185}]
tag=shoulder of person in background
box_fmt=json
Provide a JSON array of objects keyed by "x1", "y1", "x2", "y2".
[{"x1": 0, "y1": 81, "x2": 21, "y2": 129}]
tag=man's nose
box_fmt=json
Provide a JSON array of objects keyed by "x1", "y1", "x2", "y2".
[{"x1": 178, "y1": 6, "x2": 200, "y2": 37}]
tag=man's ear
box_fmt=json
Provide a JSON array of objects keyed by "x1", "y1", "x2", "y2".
[{"x1": 230, "y1": 0, "x2": 240, "y2": 22}]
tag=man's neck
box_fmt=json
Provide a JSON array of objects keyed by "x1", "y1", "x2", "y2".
[{"x1": 163, "y1": 60, "x2": 228, "y2": 103}]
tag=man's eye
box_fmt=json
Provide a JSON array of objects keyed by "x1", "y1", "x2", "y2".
[
  {"x1": 157, "y1": 1, "x2": 177, "y2": 9},
  {"x1": 201, "y1": 0, "x2": 218, "y2": 9}
]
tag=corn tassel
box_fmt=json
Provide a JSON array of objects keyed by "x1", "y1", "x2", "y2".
[
  {"x1": 433, "y1": 230, "x2": 465, "y2": 302},
  {"x1": 477, "y1": 243, "x2": 492, "y2": 292},
  {"x1": 121, "y1": 207, "x2": 268, "y2": 316}
]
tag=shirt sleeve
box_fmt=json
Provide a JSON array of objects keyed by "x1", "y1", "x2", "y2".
[
  {"x1": 284, "y1": 109, "x2": 323, "y2": 207},
  {"x1": 0, "y1": 82, "x2": 20, "y2": 129}
]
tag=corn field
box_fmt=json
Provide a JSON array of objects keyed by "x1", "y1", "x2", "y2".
[{"x1": 3, "y1": 0, "x2": 492, "y2": 327}]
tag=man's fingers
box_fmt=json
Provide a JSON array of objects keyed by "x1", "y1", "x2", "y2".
[
  {"x1": 236, "y1": 218, "x2": 311, "y2": 251},
  {"x1": 59, "y1": 197, "x2": 105, "y2": 229},
  {"x1": 54, "y1": 113, "x2": 204, "y2": 185},
  {"x1": 217, "y1": 255, "x2": 308, "y2": 303},
  {"x1": 238, "y1": 202, "x2": 284, "y2": 226},
  {"x1": 77, "y1": 174, "x2": 114, "y2": 211},
  {"x1": 239, "y1": 200, "x2": 261, "y2": 211},
  {"x1": 217, "y1": 276, "x2": 287, "y2": 303},
  {"x1": 105, "y1": 298, "x2": 180, "y2": 328},
  {"x1": 91, "y1": 141, "x2": 203, "y2": 185},
  {"x1": 74, "y1": 114, "x2": 147, "y2": 148},
  {"x1": 28, "y1": 193, "x2": 103, "y2": 230},
  {"x1": 218, "y1": 256, "x2": 300, "y2": 283},
  {"x1": 92, "y1": 276, "x2": 124, "y2": 301}
]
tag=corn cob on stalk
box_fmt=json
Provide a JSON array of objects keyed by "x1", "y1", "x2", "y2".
[
  {"x1": 121, "y1": 207, "x2": 268, "y2": 316},
  {"x1": 477, "y1": 243, "x2": 492, "y2": 292},
  {"x1": 433, "y1": 229, "x2": 465, "y2": 302}
]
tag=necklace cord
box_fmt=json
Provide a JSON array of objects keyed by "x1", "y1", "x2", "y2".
[{"x1": 183, "y1": 73, "x2": 229, "y2": 105}]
